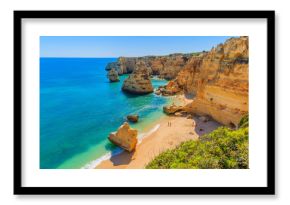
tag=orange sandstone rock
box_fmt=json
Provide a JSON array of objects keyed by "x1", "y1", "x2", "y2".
[
  {"x1": 179, "y1": 37, "x2": 249, "y2": 126},
  {"x1": 107, "y1": 37, "x2": 248, "y2": 127},
  {"x1": 117, "y1": 54, "x2": 189, "y2": 79},
  {"x1": 122, "y1": 61, "x2": 154, "y2": 94},
  {"x1": 107, "y1": 68, "x2": 120, "y2": 82},
  {"x1": 108, "y1": 122, "x2": 138, "y2": 152}
]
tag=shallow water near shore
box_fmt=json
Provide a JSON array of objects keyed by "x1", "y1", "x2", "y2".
[{"x1": 40, "y1": 58, "x2": 171, "y2": 169}]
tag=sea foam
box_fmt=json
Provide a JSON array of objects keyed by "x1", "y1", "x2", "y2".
[
  {"x1": 138, "y1": 124, "x2": 160, "y2": 144},
  {"x1": 81, "y1": 147, "x2": 124, "y2": 169}
]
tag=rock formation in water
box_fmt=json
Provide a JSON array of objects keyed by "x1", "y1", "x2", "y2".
[
  {"x1": 105, "y1": 62, "x2": 123, "y2": 75},
  {"x1": 127, "y1": 115, "x2": 139, "y2": 123},
  {"x1": 106, "y1": 36, "x2": 248, "y2": 127},
  {"x1": 122, "y1": 61, "x2": 154, "y2": 94},
  {"x1": 108, "y1": 122, "x2": 138, "y2": 152},
  {"x1": 107, "y1": 68, "x2": 120, "y2": 82}
]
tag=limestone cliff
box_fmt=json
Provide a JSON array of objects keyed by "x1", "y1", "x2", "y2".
[
  {"x1": 179, "y1": 37, "x2": 249, "y2": 126},
  {"x1": 106, "y1": 36, "x2": 248, "y2": 126},
  {"x1": 118, "y1": 57, "x2": 137, "y2": 74},
  {"x1": 117, "y1": 54, "x2": 190, "y2": 80}
]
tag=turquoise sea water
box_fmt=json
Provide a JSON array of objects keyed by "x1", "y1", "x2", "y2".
[{"x1": 40, "y1": 58, "x2": 170, "y2": 169}]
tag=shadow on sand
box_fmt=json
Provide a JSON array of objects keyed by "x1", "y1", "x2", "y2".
[
  {"x1": 193, "y1": 116, "x2": 222, "y2": 136},
  {"x1": 109, "y1": 150, "x2": 135, "y2": 166}
]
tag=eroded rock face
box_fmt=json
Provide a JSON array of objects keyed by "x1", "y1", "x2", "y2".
[
  {"x1": 155, "y1": 80, "x2": 181, "y2": 96},
  {"x1": 118, "y1": 57, "x2": 137, "y2": 74},
  {"x1": 105, "y1": 37, "x2": 248, "y2": 127},
  {"x1": 163, "y1": 104, "x2": 184, "y2": 115},
  {"x1": 122, "y1": 61, "x2": 154, "y2": 94},
  {"x1": 175, "y1": 55, "x2": 205, "y2": 95},
  {"x1": 105, "y1": 62, "x2": 122, "y2": 74},
  {"x1": 105, "y1": 62, "x2": 117, "y2": 70},
  {"x1": 115, "y1": 54, "x2": 190, "y2": 79},
  {"x1": 107, "y1": 68, "x2": 120, "y2": 82},
  {"x1": 108, "y1": 122, "x2": 138, "y2": 152},
  {"x1": 158, "y1": 54, "x2": 189, "y2": 80},
  {"x1": 180, "y1": 37, "x2": 249, "y2": 126}
]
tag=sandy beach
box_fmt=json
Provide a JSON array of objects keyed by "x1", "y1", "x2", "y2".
[{"x1": 96, "y1": 95, "x2": 221, "y2": 169}]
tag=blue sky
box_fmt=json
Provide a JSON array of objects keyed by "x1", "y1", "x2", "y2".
[{"x1": 40, "y1": 36, "x2": 234, "y2": 58}]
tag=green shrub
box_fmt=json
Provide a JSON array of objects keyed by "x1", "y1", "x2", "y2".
[
  {"x1": 238, "y1": 114, "x2": 249, "y2": 128},
  {"x1": 146, "y1": 115, "x2": 249, "y2": 169}
]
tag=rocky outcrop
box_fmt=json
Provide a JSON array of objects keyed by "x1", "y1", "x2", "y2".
[
  {"x1": 113, "y1": 54, "x2": 191, "y2": 79},
  {"x1": 108, "y1": 122, "x2": 138, "y2": 152},
  {"x1": 157, "y1": 54, "x2": 189, "y2": 80},
  {"x1": 127, "y1": 115, "x2": 139, "y2": 123},
  {"x1": 180, "y1": 37, "x2": 249, "y2": 126},
  {"x1": 105, "y1": 62, "x2": 118, "y2": 71},
  {"x1": 105, "y1": 62, "x2": 123, "y2": 75},
  {"x1": 163, "y1": 104, "x2": 185, "y2": 115},
  {"x1": 106, "y1": 37, "x2": 248, "y2": 127},
  {"x1": 155, "y1": 80, "x2": 181, "y2": 96},
  {"x1": 107, "y1": 68, "x2": 120, "y2": 82},
  {"x1": 122, "y1": 61, "x2": 154, "y2": 94},
  {"x1": 118, "y1": 57, "x2": 137, "y2": 74}
]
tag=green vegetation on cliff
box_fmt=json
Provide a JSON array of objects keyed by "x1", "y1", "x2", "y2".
[
  {"x1": 146, "y1": 115, "x2": 249, "y2": 169},
  {"x1": 238, "y1": 114, "x2": 249, "y2": 128}
]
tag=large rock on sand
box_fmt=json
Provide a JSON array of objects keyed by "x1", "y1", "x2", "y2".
[
  {"x1": 163, "y1": 104, "x2": 184, "y2": 115},
  {"x1": 107, "y1": 68, "x2": 119, "y2": 82},
  {"x1": 155, "y1": 80, "x2": 181, "y2": 96},
  {"x1": 122, "y1": 61, "x2": 154, "y2": 94},
  {"x1": 108, "y1": 122, "x2": 138, "y2": 152}
]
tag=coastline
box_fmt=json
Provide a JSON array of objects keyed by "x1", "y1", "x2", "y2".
[
  {"x1": 94, "y1": 94, "x2": 221, "y2": 169},
  {"x1": 41, "y1": 37, "x2": 248, "y2": 169}
]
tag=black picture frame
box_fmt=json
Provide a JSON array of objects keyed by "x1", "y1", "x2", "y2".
[{"x1": 14, "y1": 10, "x2": 275, "y2": 195}]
